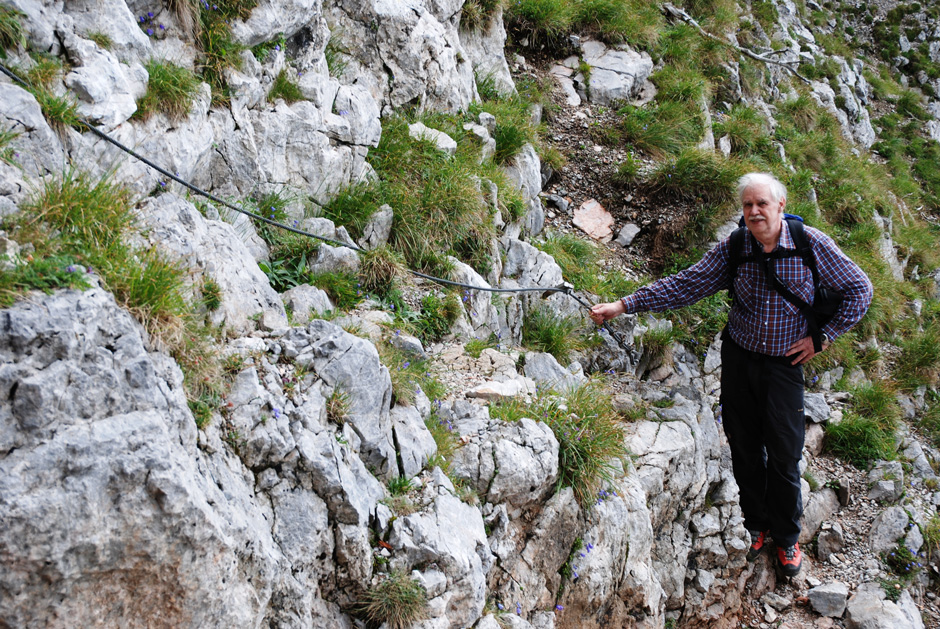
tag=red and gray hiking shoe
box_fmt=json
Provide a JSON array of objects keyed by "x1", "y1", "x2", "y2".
[
  {"x1": 746, "y1": 530, "x2": 769, "y2": 561},
  {"x1": 778, "y1": 543, "x2": 803, "y2": 577}
]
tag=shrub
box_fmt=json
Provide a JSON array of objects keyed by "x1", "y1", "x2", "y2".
[
  {"x1": 895, "y1": 324, "x2": 940, "y2": 390},
  {"x1": 308, "y1": 270, "x2": 362, "y2": 309},
  {"x1": 268, "y1": 68, "x2": 303, "y2": 104},
  {"x1": 493, "y1": 382, "x2": 629, "y2": 503},
  {"x1": 326, "y1": 388, "x2": 350, "y2": 425},
  {"x1": 714, "y1": 105, "x2": 772, "y2": 156},
  {"x1": 413, "y1": 292, "x2": 461, "y2": 344},
  {"x1": 12, "y1": 169, "x2": 223, "y2": 407},
  {"x1": 615, "y1": 100, "x2": 703, "y2": 158},
  {"x1": 572, "y1": 0, "x2": 663, "y2": 49},
  {"x1": 136, "y1": 59, "x2": 200, "y2": 120},
  {"x1": 360, "y1": 571, "x2": 428, "y2": 629},
  {"x1": 87, "y1": 32, "x2": 114, "y2": 50},
  {"x1": 0, "y1": 255, "x2": 91, "y2": 305}
]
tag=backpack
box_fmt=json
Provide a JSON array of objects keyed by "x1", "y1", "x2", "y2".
[{"x1": 728, "y1": 216, "x2": 843, "y2": 353}]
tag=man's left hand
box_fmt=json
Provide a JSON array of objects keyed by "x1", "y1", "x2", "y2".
[{"x1": 785, "y1": 336, "x2": 829, "y2": 365}]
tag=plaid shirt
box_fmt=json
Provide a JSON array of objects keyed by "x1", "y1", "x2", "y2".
[{"x1": 622, "y1": 222, "x2": 873, "y2": 356}]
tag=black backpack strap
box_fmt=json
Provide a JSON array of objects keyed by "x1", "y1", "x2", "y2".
[
  {"x1": 727, "y1": 226, "x2": 749, "y2": 301},
  {"x1": 785, "y1": 219, "x2": 821, "y2": 290},
  {"x1": 756, "y1": 220, "x2": 826, "y2": 353}
]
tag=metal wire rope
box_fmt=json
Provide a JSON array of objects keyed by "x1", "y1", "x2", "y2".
[{"x1": 0, "y1": 61, "x2": 631, "y2": 348}]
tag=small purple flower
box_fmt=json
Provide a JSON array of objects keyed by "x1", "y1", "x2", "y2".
[
  {"x1": 555, "y1": 605, "x2": 564, "y2": 611},
  {"x1": 273, "y1": 408, "x2": 281, "y2": 419},
  {"x1": 147, "y1": 11, "x2": 154, "y2": 18},
  {"x1": 147, "y1": 28, "x2": 153, "y2": 35},
  {"x1": 339, "y1": 109, "x2": 349, "y2": 116},
  {"x1": 66, "y1": 265, "x2": 77, "y2": 273},
  {"x1": 274, "y1": 44, "x2": 281, "y2": 51},
  {"x1": 159, "y1": 181, "x2": 166, "y2": 187},
  {"x1": 497, "y1": 603, "x2": 504, "y2": 611},
  {"x1": 159, "y1": 24, "x2": 165, "y2": 30},
  {"x1": 139, "y1": 16, "x2": 145, "y2": 23}
]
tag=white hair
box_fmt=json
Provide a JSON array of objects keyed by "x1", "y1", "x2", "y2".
[{"x1": 737, "y1": 172, "x2": 787, "y2": 203}]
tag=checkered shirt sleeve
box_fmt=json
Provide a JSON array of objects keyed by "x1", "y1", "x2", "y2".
[{"x1": 620, "y1": 223, "x2": 873, "y2": 356}]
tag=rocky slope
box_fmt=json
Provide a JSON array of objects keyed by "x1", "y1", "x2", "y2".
[{"x1": 2, "y1": 0, "x2": 940, "y2": 628}]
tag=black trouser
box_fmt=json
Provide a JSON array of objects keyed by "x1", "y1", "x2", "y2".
[{"x1": 720, "y1": 332, "x2": 805, "y2": 548}]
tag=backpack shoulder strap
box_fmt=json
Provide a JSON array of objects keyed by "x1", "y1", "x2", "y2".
[
  {"x1": 728, "y1": 226, "x2": 747, "y2": 281},
  {"x1": 786, "y1": 218, "x2": 820, "y2": 288}
]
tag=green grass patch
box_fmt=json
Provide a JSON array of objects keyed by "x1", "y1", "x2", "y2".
[
  {"x1": 491, "y1": 380, "x2": 629, "y2": 503},
  {"x1": 522, "y1": 305, "x2": 591, "y2": 365},
  {"x1": 0, "y1": 255, "x2": 91, "y2": 304},
  {"x1": 308, "y1": 270, "x2": 362, "y2": 309},
  {"x1": 359, "y1": 570, "x2": 428, "y2": 629},
  {"x1": 571, "y1": 0, "x2": 663, "y2": 49},
  {"x1": 461, "y1": 0, "x2": 504, "y2": 31},
  {"x1": 645, "y1": 148, "x2": 744, "y2": 204},
  {"x1": 86, "y1": 31, "x2": 114, "y2": 50},
  {"x1": 504, "y1": 0, "x2": 575, "y2": 47},
  {"x1": 612, "y1": 100, "x2": 704, "y2": 158},
  {"x1": 268, "y1": 69, "x2": 303, "y2": 104},
  {"x1": 136, "y1": 59, "x2": 200, "y2": 120},
  {"x1": 0, "y1": 5, "x2": 25, "y2": 57},
  {"x1": 824, "y1": 411, "x2": 896, "y2": 468},
  {"x1": 9, "y1": 169, "x2": 225, "y2": 410}
]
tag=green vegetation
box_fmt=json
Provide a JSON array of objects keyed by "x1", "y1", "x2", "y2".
[
  {"x1": 0, "y1": 5, "x2": 25, "y2": 57},
  {"x1": 86, "y1": 31, "x2": 114, "y2": 50},
  {"x1": 196, "y1": 0, "x2": 256, "y2": 104},
  {"x1": 267, "y1": 69, "x2": 303, "y2": 104},
  {"x1": 359, "y1": 246, "x2": 405, "y2": 297},
  {"x1": 489, "y1": 381, "x2": 629, "y2": 503},
  {"x1": 5, "y1": 170, "x2": 226, "y2": 419},
  {"x1": 824, "y1": 411, "x2": 896, "y2": 468},
  {"x1": 0, "y1": 255, "x2": 91, "y2": 304},
  {"x1": 359, "y1": 571, "x2": 428, "y2": 629},
  {"x1": 461, "y1": 0, "x2": 504, "y2": 31},
  {"x1": 522, "y1": 305, "x2": 592, "y2": 365},
  {"x1": 504, "y1": 0, "x2": 663, "y2": 50},
  {"x1": 536, "y1": 231, "x2": 637, "y2": 300},
  {"x1": 136, "y1": 59, "x2": 200, "y2": 120}
]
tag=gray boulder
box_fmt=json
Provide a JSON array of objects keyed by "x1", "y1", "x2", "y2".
[
  {"x1": 326, "y1": 0, "x2": 477, "y2": 114},
  {"x1": 870, "y1": 506, "x2": 914, "y2": 554},
  {"x1": 282, "y1": 320, "x2": 396, "y2": 478},
  {"x1": 390, "y1": 405, "x2": 437, "y2": 479},
  {"x1": 846, "y1": 582, "x2": 925, "y2": 629},
  {"x1": 0, "y1": 83, "x2": 66, "y2": 180},
  {"x1": 281, "y1": 284, "x2": 335, "y2": 324},
  {"x1": 451, "y1": 417, "x2": 559, "y2": 511},
  {"x1": 809, "y1": 581, "x2": 849, "y2": 617},
  {"x1": 804, "y1": 391, "x2": 831, "y2": 423},
  {"x1": 580, "y1": 40, "x2": 654, "y2": 105},
  {"x1": 138, "y1": 194, "x2": 288, "y2": 333},
  {"x1": 523, "y1": 352, "x2": 587, "y2": 393},
  {"x1": 61, "y1": 30, "x2": 147, "y2": 128},
  {"x1": 388, "y1": 471, "x2": 493, "y2": 628},
  {"x1": 358, "y1": 204, "x2": 394, "y2": 250}
]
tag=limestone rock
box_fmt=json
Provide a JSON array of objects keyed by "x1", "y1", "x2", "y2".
[
  {"x1": 388, "y1": 471, "x2": 493, "y2": 628},
  {"x1": 281, "y1": 284, "x2": 334, "y2": 324},
  {"x1": 846, "y1": 582, "x2": 925, "y2": 629},
  {"x1": 580, "y1": 40, "x2": 654, "y2": 106},
  {"x1": 390, "y1": 405, "x2": 437, "y2": 479},
  {"x1": 523, "y1": 352, "x2": 587, "y2": 393},
  {"x1": 139, "y1": 193, "x2": 288, "y2": 333},
  {"x1": 810, "y1": 582, "x2": 849, "y2": 617}
]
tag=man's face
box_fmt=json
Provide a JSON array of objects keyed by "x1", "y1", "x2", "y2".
[{"x1": 741, "y1": 182, "x2": 785, "y2": 245}]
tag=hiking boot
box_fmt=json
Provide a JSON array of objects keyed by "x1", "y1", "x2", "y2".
[
  {"x1": 746, "y1": 530, "x2": 769, "y2": 561},
  {"x1": 778, "y1": 543, "x2": 803, "y2": 577}
]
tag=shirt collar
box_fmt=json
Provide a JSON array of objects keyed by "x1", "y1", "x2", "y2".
[{"x1": 745, "y1": 218, "x2": 795, "y2": 254}]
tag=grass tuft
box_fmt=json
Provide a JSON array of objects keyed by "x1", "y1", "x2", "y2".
[
  {"x1": 522, "y1": 305, "x2": 591, "y2": 365},
  {"x1": 359, "y1": 571, "x2": 428, "y2": 629},
  {"x1": 268, "y1": 69, "x2": 303, "y2": 104},
  {"x1": 136, "y1": 59, "x2": 200, "y2": 120}
]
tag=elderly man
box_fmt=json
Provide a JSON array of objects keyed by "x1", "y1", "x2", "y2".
[{"x1": 590, "y1": 172, "x2": 872, "y2": 576}]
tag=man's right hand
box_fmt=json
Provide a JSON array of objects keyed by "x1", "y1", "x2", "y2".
[{"x1": 589, "y1": 300, "x2": 626, "y2": 325}]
